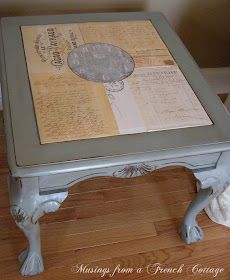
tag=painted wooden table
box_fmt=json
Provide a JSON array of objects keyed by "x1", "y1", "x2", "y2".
[{"x1": 1, "y1": 12, "x2": 230, "y2": 276}]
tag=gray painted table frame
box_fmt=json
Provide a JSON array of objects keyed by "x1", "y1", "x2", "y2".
[{"x1": 1, "y1": 12, "x2": 230, "y2": 276}]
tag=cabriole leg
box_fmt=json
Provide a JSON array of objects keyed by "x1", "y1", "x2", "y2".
[
  {"x1": 180, "y1": 186, "x2": 213, "y2": 244},
  {"x1": 180, "y1": 151, "x2": 230, "y2": 244},
  {"x1": 8, "y1": 176, "x2": 68, "y2": 276}
]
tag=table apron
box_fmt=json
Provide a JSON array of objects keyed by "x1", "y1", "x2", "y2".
[{"x1": 37, "y1": 152, "x2": 221, "y2": 194}]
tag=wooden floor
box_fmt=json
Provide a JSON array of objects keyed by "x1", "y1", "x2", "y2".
[{"x1": 0, "y1": 111, "x2": 230, "y2": 280}]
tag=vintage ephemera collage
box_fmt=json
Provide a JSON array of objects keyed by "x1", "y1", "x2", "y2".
[{"x1": 21, "y1": 20, "x2": 212, "y2": 144}]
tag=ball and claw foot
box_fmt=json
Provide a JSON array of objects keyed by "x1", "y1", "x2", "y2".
[
  {"x1": 18, "y1": 248, "x2": 44, "y2": 276},
  {"x1": 179, "y1": 222, "x2": 204, "y2": 244}
]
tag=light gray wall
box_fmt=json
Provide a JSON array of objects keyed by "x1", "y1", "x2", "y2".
[{"x1": 0, "y1": 0, "x2": 229, "y2": 67}]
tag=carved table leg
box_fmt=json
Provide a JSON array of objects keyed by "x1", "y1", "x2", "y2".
[
  {"x1": 180, "y1": 151, "x2": 230, "y2": 244},
  {"x1": 8, "y1": 176, "x2": 68, "y2": 276}
]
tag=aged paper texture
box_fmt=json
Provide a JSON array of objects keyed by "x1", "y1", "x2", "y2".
[
  {"x1": 21, "y1": 23, "x2": 119, "y2": 143},
  {"x1": 126, "y1": 66, "x2": 212, "y2": 131},
  {"x1": 21, "y1": 20, "x2": 211, "y2": 144},
  {"x1": 78, "y1": 21, "x2": 174, "y2": 67},
  {"x1": 31, "y1": 73, "x2": 118, "y2": 143}
]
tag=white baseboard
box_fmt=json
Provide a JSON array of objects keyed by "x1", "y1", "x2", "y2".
[
  {"x1": 201, "y1": 67, "x2": 230, "y2": 113},
  {"x1": 0, "y1": 67, "x2": 229, "y2": 111},
  {"x1": 201, "y1": 67, "x2": 230, "y2": 94}
]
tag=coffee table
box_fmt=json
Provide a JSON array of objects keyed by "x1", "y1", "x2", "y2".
[{"x1": 1, "y1": 12, "x2": 230, "y2": 276}]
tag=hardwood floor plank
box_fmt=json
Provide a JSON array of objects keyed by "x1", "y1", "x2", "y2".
[
  {"x1": 40, "y1": 235, "x2": 230, "y2": 271},
  {"x1": 72, "y1": 225, "x2": 230, "y2": 264},
  {"x1": 0, "y1": 221, "x2": 156, "y2": 259},
  {"x1": 41, "y1": 202, "x2": 189, "y2": 235},
  {"x1": 0, "y1": 111, "x2": 5, "y2": 136},
  {"x1": 154, "y1": 213, "x2": 216, "y2": 235},
  {"x1": 42, "y1": 222, "x2": 157, "y2": 253},
  {"x1": 3, "y1": 236, "x2": 230, "y2": 280},
  {"x1": 61, "y1": 191, "x2": 194, "y2": 219},
  {"x1": 68, "y1": 170, "x2": 196, "y2": 199},
  {"x1": 0, "y1": 135, "x2": 8, "y2": 173}
]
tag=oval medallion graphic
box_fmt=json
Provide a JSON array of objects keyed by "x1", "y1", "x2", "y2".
[{"x1": 67, "y1": 43, "x2": 135, "y2": 83}]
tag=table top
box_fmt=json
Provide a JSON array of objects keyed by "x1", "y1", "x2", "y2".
[
  {"x1": 21, "y1": 19, "x2": 212, "y2": 144},
  {"x1": 1, "y1": 12, "x2": 230, "y2": 177}
]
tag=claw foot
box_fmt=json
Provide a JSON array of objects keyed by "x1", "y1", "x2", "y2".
[
  {"x1": 19, "y1": 251, "x2": 44, "y2": 276},
  {"x1": 179, "y1": 223, "x2": 204, "y2": 244}
]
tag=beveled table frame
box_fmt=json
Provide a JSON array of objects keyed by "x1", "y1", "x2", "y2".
[{"x1": 1, "y1": 12, "x2": 230, "y2": 276}]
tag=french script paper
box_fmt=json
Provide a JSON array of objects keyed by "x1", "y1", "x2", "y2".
[{"x1": 21, "y1": 20, "x2": 212, "y2": 144}]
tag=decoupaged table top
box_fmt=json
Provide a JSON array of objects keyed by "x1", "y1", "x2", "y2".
[
  {"x1": 22, "y1": 20, "x2": 211, "y2": 144},
  {"x1": 1, "y1": 12, "x2": 230, "y2": 176},
  {"x1": 21, "y1": 20, "x2": 212, "y2": 144}
]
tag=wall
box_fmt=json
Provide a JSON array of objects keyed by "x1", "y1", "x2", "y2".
[
  {"x1": 146, "y1": 0, "x2": 230, "y2": 67},
  {"x1": 0, "y1": 0, "x2": 229, "y2": 67}
]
